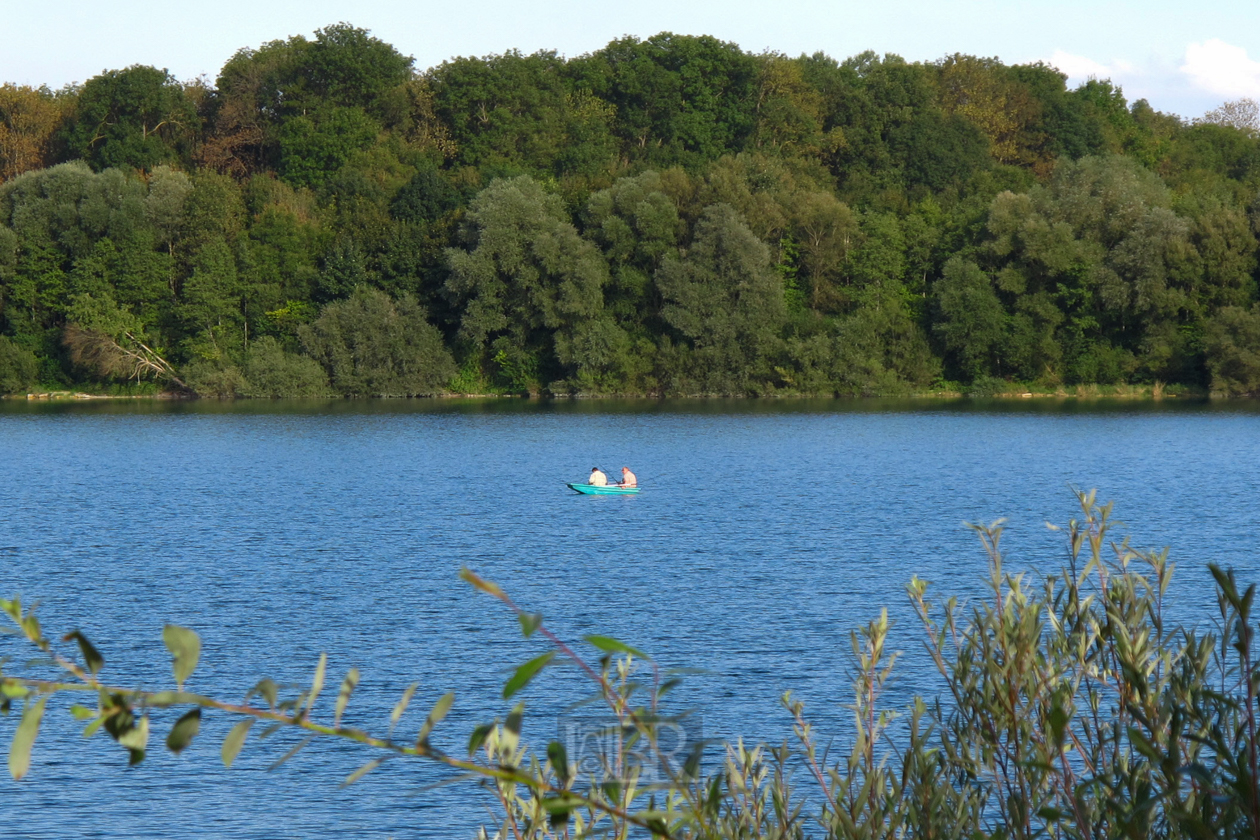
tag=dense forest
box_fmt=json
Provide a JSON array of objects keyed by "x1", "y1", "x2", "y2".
[{"x1": 2, "y1": 24, "x2": 1260, "y2": 397}]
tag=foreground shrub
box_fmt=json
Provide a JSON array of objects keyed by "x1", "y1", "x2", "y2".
[{"x1": 4, "y1": 492, "x2": 1260, "y2": 839}]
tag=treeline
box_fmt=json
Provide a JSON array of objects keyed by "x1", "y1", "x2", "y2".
[{"x1": 2, "y1": 24, "x2": 1260, "y2": 396}]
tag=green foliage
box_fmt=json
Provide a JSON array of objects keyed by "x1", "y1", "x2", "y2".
[
  {"x1": 832, "y1": 287, "x2": 939, "y2": 394},
  {"x1": 181, "y1": 358, "x2": 247, "y2": 397},
  {"x1": 390, "y1": 166, "x2": 460, "y2": 223},
  {"x1": 300, "y1": 286, "x2": 454, "y2": 395},
  {"x1": 3, "y1": 26, "x2": 1260, "y2": 396},
  {"x1": 278, "y1": 106, "x2": 380, "y2": 189},
  {"x1": 58, "y1": 66, "x2": 197, "y2": 172},
  {"x1": 588, "y1": 33, "x2": 760, "y2": 167},
  {"x1": 1205, "y1": 304, "x2": 1260, "y2": 394},
  {"x1": 300, "y1": 23, "x2": 415, "y2": 115},
  {"x1": 0, "y1": 335, "x2": 37, "y2": 393},
  {"x1": 240, "y1": 336, "x2": 330, "y2": 397},
  {"x1": 657, "y1": 203, "x2": 787, "y2": 393},
  {"x1": 445, "y1": 175, "x2": 608, "y2": 387},
  {"x1": 429, "y1": 50, "x2": 616, "y2": 178},
  {"x1": 933, "y1": 256, "x2": 1007, "y2": 381}
]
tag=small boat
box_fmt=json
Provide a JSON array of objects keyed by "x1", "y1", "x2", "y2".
[{"x1": 567, "y1": 483, "x2": 640, "y2": 495}]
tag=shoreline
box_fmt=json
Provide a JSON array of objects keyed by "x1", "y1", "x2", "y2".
[{"x1": 7, "y1": 385, "x2": 1219, "y2": 402}]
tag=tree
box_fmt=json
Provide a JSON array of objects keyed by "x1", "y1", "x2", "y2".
[
  {"x1": 176, "y1": 237, "x2": 244, "y2": 359},
  {"x1": 428, "y1": 50, "x2": 615, "y2": 177},
  {"x1": 277, "y1": 106, "x2": 380, "y2": 189},
  {"x1": 444, "y1": 176, "x2": 609, "y2": 389},
  {"x1": 391, "y1": 166, "x2": 460, "y2": 224},
  {"x1": 300, "y1": 23, "x2": 415, "y2": 115},
  {"x1": 589, "y1": 33, "x2": 760, "y2": 167},
  {"x1": 300, "y1": 286, "x2": 453, "y2": 395},
  {"x1": 832, "y1": 286, "x2": 938, "y2": 394},
  {"x1": 1200, "y1": 98, "x2": 1260, "y2": 136},
  {"x1": 933, "y1": 54, "x2": 1045, "y2": 168},
  {"x1": 240, "y1": 335, "x2": 329, "y2": 396},
  {"x1": 982, "y1": 155, "x2": 1198, "y2": 382},
  {"x1": 784, "y1": 190, "x2": 860, "y2": 312},
  {"x1": 203, "y1": 24, "x2": 412, "y2": 179},
  {"x1": 583, "y1": 170, "x2": 682, "y2": 327},
  {"x1": 932, "y1": 256, "x2": 1007, "y2": 381},
  {"x1": 1205, "y1": 305, "x2": 1260, "y2": 395},
  {"x1": 748, "y1": 54, "x2": 834, "y2": 157},
  {"x1": 59, "y1": 66, "x2": 198, "y2": 171},
  {"x1": 657, "y1": 203, "x2": 786, "y2": 393},
  {"x1": 1009, "y1": 62, "x2": 1105, "y2": 162},
  {"x1": 0, "y1": 85, "x2": 65, "y2": 182},
  {"x1": 0, "y1": 334, "x2": 37, "y2": 392}
]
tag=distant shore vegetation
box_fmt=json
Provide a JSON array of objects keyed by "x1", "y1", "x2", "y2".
[{"x1": 3, "y1": 25, "x2": 1260, "y2": 398}]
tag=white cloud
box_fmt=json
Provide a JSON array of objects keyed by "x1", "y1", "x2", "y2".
[
  {"x1": 1181, "y1": 39, "x2": 1260, "y2": 98},
  {"x1": 1048, "y1": 49, "x2": 1115, "y2": 81}
]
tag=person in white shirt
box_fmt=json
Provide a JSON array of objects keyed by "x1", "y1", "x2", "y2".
[
  {"x1": 588, "y1": 467, "x2": 608, "y2": 486},
  {"x1": 620, "y1": 467, "x2": 637, "y2": 487}
]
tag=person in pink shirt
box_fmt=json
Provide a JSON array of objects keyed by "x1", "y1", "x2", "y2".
[{"x1": 619, "y1": 467, "x2": 637, "y2": 487}]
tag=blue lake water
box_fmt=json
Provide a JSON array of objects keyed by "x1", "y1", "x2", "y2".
[{"x1": 2, "y1": 397, "x2": 1260, "y2": 838}]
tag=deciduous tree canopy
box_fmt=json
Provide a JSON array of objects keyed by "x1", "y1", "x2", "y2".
[{"x1": 1, "y1": 24, "x2": 1260, "y2": 396}]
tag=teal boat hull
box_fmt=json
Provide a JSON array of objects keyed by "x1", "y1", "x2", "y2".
[{"x1": 567, "y1": 483, "x2": 639, "y2": 495}]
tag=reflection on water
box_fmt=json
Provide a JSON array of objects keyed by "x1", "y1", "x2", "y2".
[{"x1": 1, "y1": 397, "x2": 1258, "y2": 838}]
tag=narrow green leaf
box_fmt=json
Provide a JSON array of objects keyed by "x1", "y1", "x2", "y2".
[
  {"x1": 1128, "y1": 727, "x2": 1160, "y2": 763},
  {"x1": 341, "y1": 757, "x2": 385, "y2": 787},
  {"x1": 162, "y1": 625, "x2": 201, "y2": 690},
  {"x1": 584, "y1": 635, "x2": 649, "y2": 660},
  {"x1": 334, "y1": 668, "x2": 359, "y2": 728},
  {"x1": 69, "y1": 704, "x2": 94, "y2": 721},
  {"x1": 504, "y1": 651, "x2": 555, "y2": 699},
  {"x1": 303, "y1": 654, "x2": 327, "y2": 717},
  {"x1": 1, "y1": 680, "x2": 30, "y2": 699},
  {"x1": 505, "y1": 703, "x2": 524, "y2": 736},
  {"x1": 468, "y1": 723, "x2": 493, "y2": 756},
  {"x1": 268, "y1": 735, "x2": 314, "y2": 771},
  {"x1": 222, "y1": 719, "x2": 253, "y2": 768},
  {"x1": 389, "y1": 682, "x2": 418, "y2": 736},
  {"x1": 82, "y1": 716, "x2": 106, "y2": 738},
  {"x1": 548, "y1": 740, "x2": 569, "y2": 783},
  {"x1": 518, "y1": 612, "x2": 543, "y2": 638},
  {"x1": 21, "y1": 614, "x2": 41, "y2": 644},
  {"x1": 417, "y1": 692, "x2": 455, "y2": 745},
  {"x1": 248, "y1": 678, "x2": 278, "y2": 710},
  {"x1": 62, "y1": 630, "x2": 104, "y2": 676},
  {"x1": 146, "y1": 691, "x2": 205, "y2": 707},
  {"x1": 118, "y1": 714, "x2": 150, "y2": 753},
  {"x1": 8, "y1": 695, "x2": 47, "y2": 780},
  {"x1": 682, "y1": 741, "x2": 704, "y2": 779},
  {"x1": 165, "y1": 709, "x2": 201, "y2": 754},
  {"x1": 658, "y1": 678, "x2": 682, "y2": 697}
]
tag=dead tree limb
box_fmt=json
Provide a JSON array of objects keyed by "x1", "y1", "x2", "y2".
[{"x1": 62, "y1": 323, "x2": 192, "y2": 393}]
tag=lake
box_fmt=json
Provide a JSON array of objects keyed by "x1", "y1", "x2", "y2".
[{"x1": 2, "y1": 397, "x2": 1259, "y2": 838}]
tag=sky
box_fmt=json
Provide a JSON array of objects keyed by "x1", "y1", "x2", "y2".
[{"x1": 3, "y1": 0, "x2": 1258, "y2": 119}]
